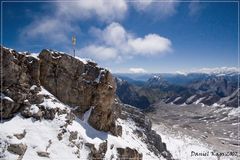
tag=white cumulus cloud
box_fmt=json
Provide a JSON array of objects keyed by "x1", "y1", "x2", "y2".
[
  {"x1": 129, "y1": 68, "x2": 147, "y2": 73},
  {"x1": 85, "y1": 22, "x2": 172, "y2": 61},
  {"x1": 20, "y1": 1, "x2": 173, "y2": 61},
  {"x1": 128, "y1": 34, "x2": 172, "y2": 55}
]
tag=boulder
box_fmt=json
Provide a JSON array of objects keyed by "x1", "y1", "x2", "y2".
[
  {"x1": 37, "y1": 151, "x2": 50, "y2": 158},
  {"x1": 117, "y1": 147, "x2": 142, "y2": 160},
  {"x1": 7, "y1": 143, "x2": 27, "y2": 156},
  {"x1": 85, "y1": 141, "x2": 107, "y2": 159},
  {"x1": 13, "y1": 130, "x2": 26, "y2": 140},
  {"x1": 69, "y1": 131, "x2": 78, "y2": 141},
  {"x1": 0, "y1": 96, "x2": 16, "y2": 119},
  {"x1": 21, "y1": 105, "x2": 56, "y2": 120},
  {"x1": 28, "y1": 94, "x2": 44, "y2": 104}
]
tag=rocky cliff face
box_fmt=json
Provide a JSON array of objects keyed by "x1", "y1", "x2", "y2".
[
  {"x1": 39, "y1": 49, "x2": 117, "y2": 133},
  {"x1": 1, "y1": 46, "x2": 172, "y2": 160},
  {"x1": 1, "y1": 47, "x2": 117, "y2": 134},
  {"x1": 1, "y1": 47, "x2": 41, "y2": 119}
]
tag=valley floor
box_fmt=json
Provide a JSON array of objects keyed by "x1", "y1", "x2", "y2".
[{"x1": 147, "y1": 102, "x2": 240, "y2": 160}]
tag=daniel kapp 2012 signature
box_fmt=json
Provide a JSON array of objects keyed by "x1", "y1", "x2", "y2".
[{"x1": 191, "y1": 151, "x2": 238, "y2": 157}]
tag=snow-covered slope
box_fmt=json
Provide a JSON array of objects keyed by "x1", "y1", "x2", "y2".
[
  {"x1": 0, "y1": 87, "x2": 165, "y2": 160},
  {"x1": 1, "y1": 46, "x2": 175, "y2": 160}
]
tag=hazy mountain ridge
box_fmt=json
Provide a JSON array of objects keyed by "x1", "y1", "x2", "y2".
[
  {"x1": 115, "y1": 78, "x2": 150, "y2": 109},
  {"x1": 115, "y1": 71, "x2": 238, "y2": 108}
]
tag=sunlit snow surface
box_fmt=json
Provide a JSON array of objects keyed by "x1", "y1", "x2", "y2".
[{"x1": 0, "y1": 87, "x2": 162, "y2": 160}]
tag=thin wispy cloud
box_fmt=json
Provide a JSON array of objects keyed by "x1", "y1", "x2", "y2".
[
  {"x1": 20, "y1": 0, "x2": 128, "y2": 46},
  {"x1": 129, "y1": 67, "x2": 147, "y2": 73},
  {"x1": 132, "y1": 0, "x2": 179, "y2": 19},
  {"x1": 188, "y1": 0, "x2": 203, "y2": 16},
  {"x1": 55, "y1": 0, "x2": 127, "y2": 22},
  {"x1": 20, "y1": 18, "x2": 80, "y2": 45}
]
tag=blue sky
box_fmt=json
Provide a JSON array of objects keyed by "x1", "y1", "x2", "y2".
[{"x1": 1, "y1": 1, "x2": 238, "y2": 73}]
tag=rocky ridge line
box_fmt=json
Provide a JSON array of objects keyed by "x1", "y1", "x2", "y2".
[{"x1": 0, "y1": 46, "x2": 173, "y2": 160}]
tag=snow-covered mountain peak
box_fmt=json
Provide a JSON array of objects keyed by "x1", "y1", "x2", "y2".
[
  {"x1": 195, "y1": 67, "x2": 238, "y2": 75},
  {"x1": 175, "y1": 67, "x2": 239, "y2": 76}
]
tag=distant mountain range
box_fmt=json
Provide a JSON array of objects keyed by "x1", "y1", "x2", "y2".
[
  {"x1": 115, "y1": 78, "x2": 150, "y2": 109},
  {"x1": 115, "y1": 68, "x2": 239, "y2": 108},
  {"x1": 115, "y1": 67, "x2": 238, "y2": 82}
]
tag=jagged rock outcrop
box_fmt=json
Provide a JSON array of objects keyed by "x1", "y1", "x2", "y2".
[
  {"x1": 117, "y1": 147, "x2": 143, "y2": 160},
  {"x1": 7, "y1": 143, "x2": 27, "y2": 156},
  {"x1": 0, "y1": 47, "x2": 41, "y2": 119},
  {"x1": 1, "y1": 46, "x2": 173, "y2": 159},
  {"x1": 116, "y1": 102, "x2": 173, "y2": 160},
  {"x1": 39, "y1": 49, "x2": 117, "y2": 133},
  {"x1": 85, "y1": 141, "x2": 108, "y2": 159},
  {"x1": 1, "y1": 46, "x2": 117, "y2": 134}
]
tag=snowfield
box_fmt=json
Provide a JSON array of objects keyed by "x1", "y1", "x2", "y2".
[{"x1": 0, "y1": 87, "x2": 163, "y2": 160}]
